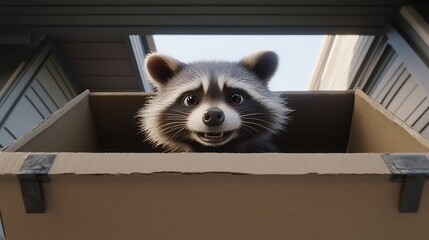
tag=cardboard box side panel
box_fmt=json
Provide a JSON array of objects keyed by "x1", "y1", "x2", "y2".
[
  {"x1": 89, "y1": 91, "x2": 355, "y2": 153},
  {"x1": 9, "y1": 92, "x2": 100, "y2": 152},
  {"x1": 0, "y1": 176, "x2": 22, "y2": 239},
  {"x1": 347, "y1": 90, "x2": 429, "y2": 152},
  {"x1": 275, "y1": 91, "x2": 354, "y2": 153},
  {"x1": 2, "y1": 174, "x2": 429, "y2": 240},
  {"x1": 89, "y1": 93, "x2": 157, "y2": 152},
  {"x1": 46, "y1": 152, "x2": 391, "y2": 175}
]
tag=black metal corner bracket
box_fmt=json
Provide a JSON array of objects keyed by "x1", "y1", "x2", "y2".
[
  {"x1": 382, "y1": 154, "x2": 429, "y2": 213},
  {"x1": 17, "y1": 154, "x2": 56, "y2": 214}
]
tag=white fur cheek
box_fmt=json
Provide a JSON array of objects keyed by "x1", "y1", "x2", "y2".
[
  {"x1": 186, "y1": 104, "x2": 207, "y2": 132},
  {"x1": 186, "y1": 103, "x2": 241, "y2": 132},
  {"x1": 220, "y1": 103, "x2": 241, "y2": 131}
]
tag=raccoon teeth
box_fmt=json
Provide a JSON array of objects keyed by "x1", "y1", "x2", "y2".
[{"x1": 204, "y1": 132, "x2": 223, "y2": 139}]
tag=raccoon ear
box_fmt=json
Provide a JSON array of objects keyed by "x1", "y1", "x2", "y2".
[
  {"x1": 239, "y1": 51, "x2": 278, "y2": 84},
  {"x1": 144, "y1": 53, "x2": 185, "y2": 90}
]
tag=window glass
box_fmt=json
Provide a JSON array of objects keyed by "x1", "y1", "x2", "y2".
[{"x1": 153, "y1": 35, "x2": 324, "y2": 91}]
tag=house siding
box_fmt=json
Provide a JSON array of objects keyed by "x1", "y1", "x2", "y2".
[
  {"x1": 308, "y1": 35, "x2": 375, "y2": 90},
  {"x1": 58, "y1": 36, "x2": 142, "y2": 92},
  {"x1": 0, "y1": 0, "x2": 412, "y2": 35},
  {"x1": 365, "y1": 47, "x2": 429, "y2": 138},
  {"x1": 0, "y1": 50, "x2": 76, "y2": 148},
  {"x1": 309, "y1": 6, "x2": 429, "y2": 139}
]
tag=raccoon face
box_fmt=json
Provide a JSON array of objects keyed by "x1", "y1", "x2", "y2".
[{"x1": 139, "y1": 51, "x2": 289, "y2": 152}]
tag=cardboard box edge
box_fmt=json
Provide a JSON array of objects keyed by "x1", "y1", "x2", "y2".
[
  {"x1": 354, "y1": 89, "x2": 429, "y2": 150},
  {"x1": 3, "y1": 90, "x2": 91, "y2": 153},
  {"x1": 0, "y1": 152, "x2": 393, "y2": 175}
]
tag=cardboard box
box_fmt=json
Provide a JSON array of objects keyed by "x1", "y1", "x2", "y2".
[{"x1": 1, "y1": 90, "x2": 429, "y2": 240}]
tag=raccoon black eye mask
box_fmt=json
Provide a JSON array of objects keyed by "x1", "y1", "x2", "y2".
[{"x1": 138, "y1": 51, "x2": 291, "y2": 152}]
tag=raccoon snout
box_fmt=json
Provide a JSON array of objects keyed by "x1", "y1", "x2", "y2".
[{"x1": 202, "y1": 108, "x2": 225, "y2": 126}]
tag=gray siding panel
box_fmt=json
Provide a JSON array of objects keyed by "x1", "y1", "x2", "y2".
[
  {"x1": 36, "y1": 66, "x2": 69, "y2": 107},
  {"x1": 406, "y1": 97, "x2": 429, "y2": 126},
  {"x1": 366, "y1": 40, "x2": 429, "y2": 139},
  {"x1": 387, "y1": 75, "x2": 417, "y2": 113},
  {"x1": 395, "y1": 84, "x2": 426, "y2": 120},
  {"x1": 419, "y1": 123, "x2": 429, "y2": 138},
  {"x1": 31, "y1": 79, "x2": 58, "y2": 113},
  {"x1": 25, "y1": 86, "x2": 52, "y2": 117},
  {"x1": 411, "y1": 108, "x2": 429, "y2": 133},
  {"x1": 0, "y1": 0, "x2": 412, "y2": 34},
  {"x1": 2, "y1": 97, "x2": 44, "y2": 138},
  {"x1": 46, "y1": 57, "x2": 75, "y2": 100},
  {"x1": 0, "y1": 49, "x2": 77, "y2": 148},
  {"x1": 369, "y1": 54, "x2": 401, "y2": 100},
  {"x1": 58, "y1": 36, "x2": 142, "y2": 92},
  {"x1": 60, "y1": 42, "x2": 131, "y2": 59},
  {"x1": 377, "y1": 64, "x2": 406, "y2": 105},
  {"x1": 0, "y1": 128, "x2": 15, "y2": 148},
  {"x1": 381, "y1": 71, "x2": 409, "y2": 108}
]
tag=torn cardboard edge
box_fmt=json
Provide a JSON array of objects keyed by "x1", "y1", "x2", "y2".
[
  {"x1": 7, "y1": 153, "x2": 428, "y2": 216},
  {"x1": 1, "y1": 152, "x2": 392, "y2": 175},
  {"x1": 2, "y1": 152, "x2": 423, "y2": 176}
]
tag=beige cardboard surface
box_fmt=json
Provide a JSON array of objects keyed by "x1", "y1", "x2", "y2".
[
  {"x1": 5, "y1": 90, "x2": 99, "y2": 153},
  {"x1": 86, "y1": 91, "x2": 356, "y2": 153},
  {"x1": 0, "y1": 152, "x2": 26, "y2": 175},
  {"x1": 275, "y1": 91, "x2": 354, "y2": 152},
  {"x1": 0, "y1": 152, "x2": 391, "y2": 175},
  {"x1": 89, "y1": 92, "x2": 153, "y2": 152},
  {"x1": 348, "y1": 90, "x2": 429, "y2": 152},
  {"x1": 2, "y1": 90, "x2": 429, "y2": 240},
  {"x1": 1, "y1": 174, "x2": 429, "y2": 240}
]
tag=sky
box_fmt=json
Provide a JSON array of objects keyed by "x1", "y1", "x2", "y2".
[{"x1": 153, "y1": 35, "x2": 325, "y2": 91}]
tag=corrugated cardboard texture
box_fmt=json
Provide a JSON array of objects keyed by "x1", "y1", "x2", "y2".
[
  {"x1": 1, "y1": 173, "x2": 429, "y2": 240},
  {"x1": 347, "y1": 90, "x2": 429, "y2": 152}
]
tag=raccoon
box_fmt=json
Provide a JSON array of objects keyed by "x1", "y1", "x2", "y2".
[{"x1": 138, "y1": 51, "x2": 290, "y2": 152}]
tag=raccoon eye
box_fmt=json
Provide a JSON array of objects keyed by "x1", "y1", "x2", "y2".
[
  {"x1": 183, "y1": 94, "x2": 199, "y2": 107},
  {"x1": 229, "y1": 93, "x2": 244, "y2": 105}
]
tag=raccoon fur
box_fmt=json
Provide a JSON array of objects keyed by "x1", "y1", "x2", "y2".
[{"x1": 138, "y1": 51, "x2": 290, "y2": 152}]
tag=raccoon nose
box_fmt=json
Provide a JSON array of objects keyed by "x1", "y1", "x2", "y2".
[{"x1": 202, "y1": 108, "x2": 225, "y2": 126}]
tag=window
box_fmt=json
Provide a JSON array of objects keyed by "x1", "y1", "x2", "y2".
[{"x1": 152, "y1": 35, "x2": 324, "y2": 91}]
